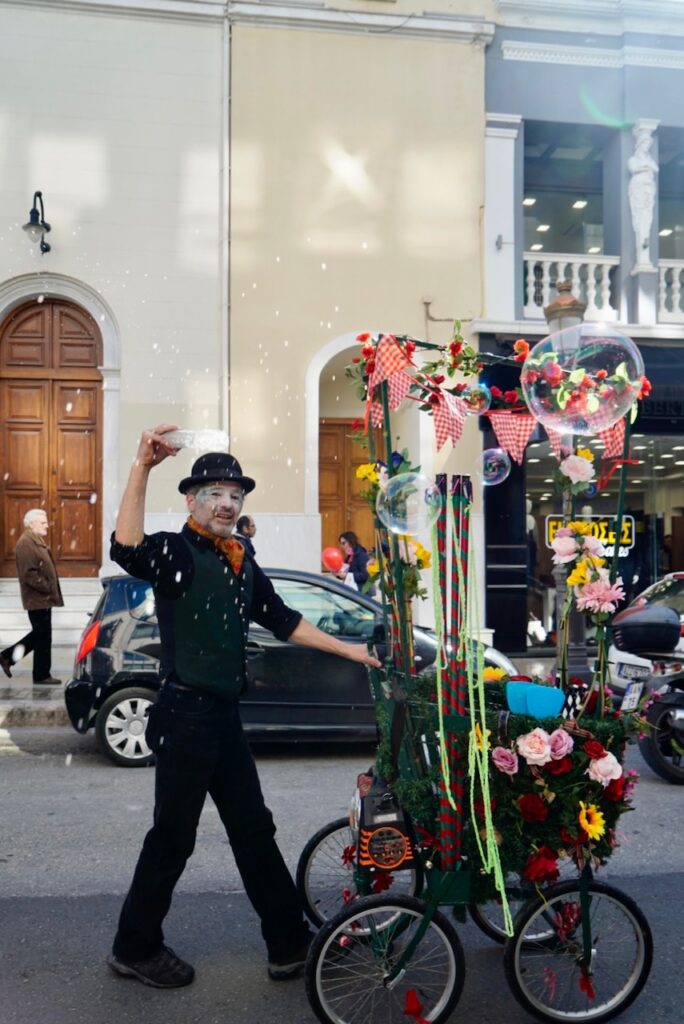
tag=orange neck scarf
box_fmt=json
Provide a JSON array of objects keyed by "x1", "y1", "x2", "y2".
[{"x1": 186, "y1": 516, "x2": 245, "y2": 576}]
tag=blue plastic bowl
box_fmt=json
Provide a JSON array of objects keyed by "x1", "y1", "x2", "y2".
[
  {"x1": 505, "y1": 681, "x2": 534, "y2": 714},
  {"x1": 525, "y1": 685, "x2": 565, "y2": 720}
]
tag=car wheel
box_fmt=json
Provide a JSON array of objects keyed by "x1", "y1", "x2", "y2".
[{"x1": 95, "y1": 687, "x2": 157, "y2": 768}]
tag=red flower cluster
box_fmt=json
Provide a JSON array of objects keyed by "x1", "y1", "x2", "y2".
[
  {"x1": 545, "y1": 755, "x2": 573, "y2": 775},
  {"x1": 504, "y1": 389, "x2": 520, "y2": 405},
  {"x1": 518, "y1": 793, "x2": 549, "y2": 822},
  {"x1": 583, "y1": 740, "x2": 607, "y2": 760},
  {"x1": 522, "y1": 846, "x2": 559, "y2": 883}
]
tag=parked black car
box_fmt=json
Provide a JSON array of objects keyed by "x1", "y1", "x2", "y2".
[{"x1": 65, "y1": 569, "x2": 517, "y2": 767}]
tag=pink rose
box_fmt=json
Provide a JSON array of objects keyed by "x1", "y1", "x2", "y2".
[
  {"x1": 586, "y1": 752, "x2": 623, "y2": 787},
  {"x1": 492, "y1": 746, "x2": 519, "y2": 775},
  {"x1": 549, "y1": 728, "x2": 574, "y2": 760},
  {"x1": 516, "y1": 728, "x2": 552, "y2": 766},
  {"x1": 554, "y1": 527, "x2": 573, "y2": 537},
  {"x1": 559, "y1": 455, "x2": 595, "y2": 485},
  {"x1": 581, "y1": 534, "x2": 605, "y2": 558},
  {"x1": 551, "y1": 535, "x2": 579, "y2": 564}
]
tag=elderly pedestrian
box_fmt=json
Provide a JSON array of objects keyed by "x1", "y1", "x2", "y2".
[
  {"x1": 107, "y1": 425, "x2": 380, "y2": 990},
  {"x1": 0, "y1": 508, "x2": 63, "y2": 684},
  {"x1": 234, "y1": 514, "x2": 256, "y2": 557}
]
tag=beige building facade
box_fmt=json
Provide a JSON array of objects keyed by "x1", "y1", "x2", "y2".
[{"x1": 0, "y1": 0, "x2": 494, "y2": 580}]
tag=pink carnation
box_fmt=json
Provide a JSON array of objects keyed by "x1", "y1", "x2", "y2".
[
  {"x1": 587, "y1": 752, "x2": 623, "y2": 787},
  {"x1": 492, "y1": 746, "x2": 519, "y2": 775},
  {"x1": 516, "y1": 727, "x2": 552, "y2": 766},
  {"x1": 559, "y1": 455, "x2": 595, "y2": 485},
  {"x1": 575, "y1": 576, "x2": 625, "y2": 614},
  {"x1": 549, "y1": 728, "x2": 574, "y2": 759},
  {"x1": 551, "y1": 535, "x2": 579, "y2": 564}
]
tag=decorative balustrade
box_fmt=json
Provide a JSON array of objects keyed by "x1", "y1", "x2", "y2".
[
  {"x1": 523, "y1": 253, "x2": 620, "y2": 321},
  {"x1": 658, "y1": 261, "x2": 684, "y2": 322}
]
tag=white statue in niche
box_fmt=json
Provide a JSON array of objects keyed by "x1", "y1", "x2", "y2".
[{"x1": 628, "y1": 123, "x2": 659, "y2": 273}]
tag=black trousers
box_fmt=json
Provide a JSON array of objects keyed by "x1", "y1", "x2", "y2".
[
  {"x1": 1, "y1": 608, "x2": 52, "y2": 681},
  {"x1": 113, "y1": 684, "x2": 310, "y2": 962}
]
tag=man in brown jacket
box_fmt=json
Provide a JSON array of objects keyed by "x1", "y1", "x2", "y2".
[{"x1": 0, "y1": 508, "x2": 64, "y2": 684}]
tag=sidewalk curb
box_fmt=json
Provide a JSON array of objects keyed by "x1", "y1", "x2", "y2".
[{"x1": 0, "y1": 701, "x2": 69, "y2": 727}]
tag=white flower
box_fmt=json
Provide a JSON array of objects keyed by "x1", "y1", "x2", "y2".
[{"x1": 559, "y1": 454, "x2": 595, "y2": 485}]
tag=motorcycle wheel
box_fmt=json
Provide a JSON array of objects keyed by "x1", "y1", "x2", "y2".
[{"x1": 638, "y1": 700, "x2": 684, "y2": 784}]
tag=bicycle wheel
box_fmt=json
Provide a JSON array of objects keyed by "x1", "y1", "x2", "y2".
[
  {"x1": 503, "y1": 879, "x2": 653, "y2": 1024},
  {"x1": 306, "y1": 894, "x2": 466, "y2": 1024},
  {"x1": 470, "y1": 861, "x2": 577, "y2": 944},
  {"x1": 297, "y1": 818, "x2": 422, "y2": 928}
]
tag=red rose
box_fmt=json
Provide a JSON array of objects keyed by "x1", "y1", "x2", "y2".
[
  {"x1": 513, "y1": 339, "x2": 530, "y2": 362},
  {"x1": 429, "y1": 393, "x2": 441, "y2": 406},
  {"x1": 522, "y1": 846, "x2": 559, "y2": 884},
  {"x1": 521, "y1": 369, "x2": 539, "y2": 385},
  {"x1": 432, "y1": 374, "x2": 445, "y2": 385},
  {"x1": 449, "y1": 340, "x2": 463, "y2": 357},
  {"x1": 517, "y1": 793, "x2": 549, "y2": 823},
  {"x1": 361, "y1": 345, "x2": 374, "y2": 358},
  {"x1": 639, "y1": 375, "x2": 652, "y2": 398},
  {"x1": 490, "y1": 385, "x2": 503, "y2": 399},
  {"x1": 542, "y1": 363, "x2": 563, "y2": 386},
  {"x1": 560, "y1": 825, "x2": 589, "y2": 846},
  {"x1": 473, "y1": 797, "x2": 497, "y2": 820},
  {"x1": 604, "y1": 774, "x2": 626, "y2": 802},
  {"x1": 454, "y1": 382, "x2": 467, "y2": 393},
  {"x1": 596, "y1": 369, "x2": 608, "y2": 380},
  {"x1": 352, "y1": 357, "x2": 361, "y2": 364},
  {"x1": 405, "y1": 341, "x2": 416, "y2": 356},
  {"x1": 583, "y1": 740, "x2": 607, "y2": 761},
  {"x1": 365, "y1": 360, "x2": 375, "y2": 375},
  {"x1": 545, "y1": 755, "x2": 573, "y2": 775},
  {"x1": 504, "y1": 389, "x2": 519, "y2": 404},
  {"x1": 356, "y1": 332, "x2": 370, "y2": 342},
  {"x1": 352, "y1": 419, "x2": 362, "y2": 432}
]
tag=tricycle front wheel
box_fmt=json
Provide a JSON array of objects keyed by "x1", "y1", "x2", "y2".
[{"x1": 306, "y1": 894, "x2": 465, "y2": 1024}]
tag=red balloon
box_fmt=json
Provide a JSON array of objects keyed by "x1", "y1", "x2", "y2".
[{"x1": 322, "y1": 546, "x2": 344, "y2": 573}]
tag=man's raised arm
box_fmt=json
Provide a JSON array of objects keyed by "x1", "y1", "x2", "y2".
[{"x1": 115, "y1": 424, "x2": 179, "y2": 547}]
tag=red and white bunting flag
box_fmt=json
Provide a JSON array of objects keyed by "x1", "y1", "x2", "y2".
[
  {"x1": 598, "y1": 418, "x2": 626, "y2": 459},
  {"x1": 388, "y1": 370, "x2": 413, "y2": 411},
  {"x1": 546, "y1": 428, "x2": 566, "y2": 462},
  {"x1": 368, "y1": 334, "x2": 411, "y2": 391},
  {"x1": 487, "y1": 411, "x2": 537, "y2": 466},
  {"x1": 370, "y1": 402, "x2": 384, "y2": 428},
  {"x1": 433, "y1": 392, "x2": 467, "y2": 451}
]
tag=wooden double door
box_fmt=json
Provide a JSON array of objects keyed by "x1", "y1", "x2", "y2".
[
  {"x1": 319, "y1": 419, "x2": 377, "y2": 554},
  {"x1": 0, "y1": 300, "x2": 102, "y2": 577}
]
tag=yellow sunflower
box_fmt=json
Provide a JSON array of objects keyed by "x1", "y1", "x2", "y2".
[
  {"x1": 356, "y1": 463, "x2": 379, "y2": 483},
  {"x1": 567, "y1": 559, "x2": 592, "y2": 587},
  {"x1": 579, "y1": 801, "x2": 606, "y2": 841},
  {"x1": 482, "y1": 666, "x2": 506, "y2": 682}
]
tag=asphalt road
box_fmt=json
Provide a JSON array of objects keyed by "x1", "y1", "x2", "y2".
[{"x1": 1, "y1": 728, "x2": 682, "y2": 1024}]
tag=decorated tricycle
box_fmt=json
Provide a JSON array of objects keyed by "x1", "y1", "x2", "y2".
[{"x1": 302, "y1": 323, "x2": 654, "y2": 1024}]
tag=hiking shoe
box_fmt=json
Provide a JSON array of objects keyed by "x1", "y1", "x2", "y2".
[
  {"x1": 267, "y1": 935, "x2": 312, "y2": 981},
  {"x1": 107, "y1": 945, "x2": 195, "y2": 988}
]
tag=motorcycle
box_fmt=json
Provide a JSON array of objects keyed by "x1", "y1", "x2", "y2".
[{"x1": 611, "y1": 604, "x2": 684, "y2": 784}]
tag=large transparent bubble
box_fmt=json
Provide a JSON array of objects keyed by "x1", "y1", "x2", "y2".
[
  {"x1": 376, "y1": 472, "x2": 442, "y2": 536},
  {"x1": 520, "y1": 324, "x2": 644, "y2": 436},
  {"x1": 462, "y1": 383, "x2": 492, "y2": 415},
  {"x1": 477, "y1": 448, "x2": 511, "y2": 486}
]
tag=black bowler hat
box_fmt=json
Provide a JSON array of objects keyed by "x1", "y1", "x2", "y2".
[{"x1": 178, "y1": 452, "x2": 256, "y2": 495}]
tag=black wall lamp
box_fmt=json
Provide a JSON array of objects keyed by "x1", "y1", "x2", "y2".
[{"x1": 22, "y1": 190, "x2": 51, "y2": 254}]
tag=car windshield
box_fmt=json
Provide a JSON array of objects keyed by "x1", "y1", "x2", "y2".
[
  {"x1": 271, "y1": 578, "x2": 376, "y2": 639},
  {"x1": 631, "y1": 577, "x2": 684, "y2": 616}
]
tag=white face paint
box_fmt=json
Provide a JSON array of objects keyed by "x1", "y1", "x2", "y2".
[{"x1": 187, "y1": 483, "x2": 245, "y2": 538}]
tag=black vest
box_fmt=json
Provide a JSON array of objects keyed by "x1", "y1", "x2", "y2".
[{"x1": 171, "y1": 537, "x2": 254, "y2": 700}]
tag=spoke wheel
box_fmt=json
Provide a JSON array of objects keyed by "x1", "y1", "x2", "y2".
[
  {"x1": 306, "y1": 894, "x2": 465, "y2": 1024},
  {"x1": 297, "y1": 819, "x2": 422, "y2": 928},
  {"x1": 470, "y1": 861, "x2": 578, "y2": 945},
  {"x1": 503, "y1": 880, "x2": 653, "y2": 1024},
  {"x1": 638, "y1": 702, "x2": 684, "y2": 784},
  {"x1": 95, "y1": 687, "x2": 156, "y2": 767}
]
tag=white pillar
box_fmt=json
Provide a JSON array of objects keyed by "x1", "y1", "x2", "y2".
[
  {"x1": 484, "y1": 113, "x2": 522, "y2": 322},
  {"x1": 100, "y1": 367, "x2": 121, "y2": 576}
]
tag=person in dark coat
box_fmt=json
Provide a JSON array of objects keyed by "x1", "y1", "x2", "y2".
[
  {"x1": 107, "y1": 425, "x2": 380, "y2": 991},
  {"x1": 234, "y1": 514, "x2": 256, "y2": 557},
  {"x1": 0, "y1": 508, "x2": 64, "y2": 684},
  {"x1": 338, "y1": 531, "x2": 375, "y2": 595}
]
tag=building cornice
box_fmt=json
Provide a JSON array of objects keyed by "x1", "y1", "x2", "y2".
[
  {"x1": 502, "y1": 39, "x2": 684, "y2": 71},
  {"x1": 0, "y1": 0, "x2": 495, "y2": 41},
  {"x1": 498, "y1": 0, "x2": 684, "y2": 39},
  {"x1": 471, "y1": 317, "x2": 684, "y2": 344}
]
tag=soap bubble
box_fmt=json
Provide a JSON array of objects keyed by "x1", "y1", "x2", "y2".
[
  {"x1": 520, "y1": 323, "x2": 644, "y2": 436},
  {"x1": 376, "y1": 472, "x2": 442, "y2": 535},
  {"x1": 478, "y1": 448, "x2": 511, "y2": 486},
  {"x1": 164, "y1": 429, "x2": 230, "y2": 451},
  {"x1": 462, "y1": 383, "x2": 492, "y2": 415}
]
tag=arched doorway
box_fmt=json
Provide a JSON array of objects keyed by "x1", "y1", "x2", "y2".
[{"x1": 0, "y1": 298, "x2": 103, "y2": 577}]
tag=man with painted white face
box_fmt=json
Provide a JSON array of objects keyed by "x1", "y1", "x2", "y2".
[
  {"x1": 107, "y1": 425, "x2": 380, "y2": 990},
  {"x1": 0, "y1": 508, "x2": 64, "y2": 684}
]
